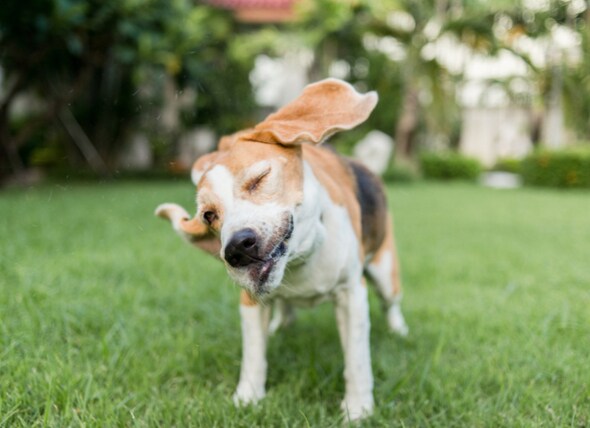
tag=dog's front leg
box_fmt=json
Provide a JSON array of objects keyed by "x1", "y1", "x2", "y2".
[
  {"x1": 335, "y1": 283, "x2": 374, "y2": 421},
  {"x1": 233, "y1": 291, "x2": 271, "y2": 406}
]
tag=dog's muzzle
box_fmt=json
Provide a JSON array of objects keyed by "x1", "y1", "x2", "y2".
[
  {"x1": 224, "y1": 228, "x2": 261, "y2": 268},
  {"x1": 223, "y1": 215, "x2": 294, "y2": 292}
]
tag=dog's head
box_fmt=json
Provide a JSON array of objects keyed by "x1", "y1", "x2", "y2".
[{"x1": 170, "y1": 79, "x2": 377, "y2": 297}]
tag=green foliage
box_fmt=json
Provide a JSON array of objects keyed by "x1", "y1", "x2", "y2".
[
  {"x1": 420, "y1": 151, "x2": 482, "y2": 181},
  {"x1": 295, "y1": 0, "x2": 406, "y2": 138},
  {"x1": 294, "y1": 0, "x2": 512, "y2": 158},
  {"x1": 491, "y1": 157, "x2": 522, "y2": 174},
  {"x1": 562, "y1": 27, "x2": 590, "y2": 140},
  {"x1": 0, "y1": 0, "x2": 257, "y2": 173},
  {"x1": 382, "y1": 161, "x2": 419, "y2": 183},
  {"x1": 521, "y1": 147, "x2": 590, "y2": 189}
]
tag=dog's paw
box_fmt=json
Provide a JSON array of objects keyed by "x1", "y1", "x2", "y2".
[
  {"x1": 232, "y1": 382, "x2": 265, "y2": 407},
  {"x1": 341, "y1": 393, "x2": 374, "y2": 422},
  {"x1": 387, "y1": 304, "x2": 409, "y2": 337}
]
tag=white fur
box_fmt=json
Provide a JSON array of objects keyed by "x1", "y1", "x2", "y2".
[
  {"x1": 233, "y1": 304, "x2": 271, "y2": 405},
  {"x1": 336, "y1": 285, "x2": 374, "y2": 420},
  {"x1": 200, "y1": 163, "x2": 295, "y2": 293},
  {"x1": 154, "y1": 203, "x2": 197, "y2": 245},
  {"x1": 221, "y1": 199, "x2": 286, "y2": 253},
  {"x1": 284, "y1": 162, "x2": 325, "y2": 264},
  {"x1": 204, "y1": 165, "x2": 235, "y2": 212},
  {"x1": 388, "y1": 299, "x2": 409, "y2": 337},
  {"x1": 367, "y1": 250, "x2": 409, "y2": 336},
  {"x1": 191, "y1": 167, "x2": 203, "y2": 186},
  {"x1": 268, "y1": 162, "x2": 376, "y2": 420},
  {"x1": 367, "y1": 250, "x2": 393, "y2": 299},
  {"x1": 275, "y1": 161, "x2": 349, "y2": 301},
  {"x1": 155, "y1": 203, "x2": 190, "y2": 231}
]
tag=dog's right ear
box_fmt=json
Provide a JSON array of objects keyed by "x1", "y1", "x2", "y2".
[
  {"x1": 155, "y1": 203, "x2": 221, "y2": 256},
  {"x1": 245, "y1": 78, "x2": 378, "y2": 146},
  {"x1": 218, "y1": 129, "x2": 253, "y2": 151},
  {"x1": 155, "y1": 203, "x2": 208, "y2": 237}
]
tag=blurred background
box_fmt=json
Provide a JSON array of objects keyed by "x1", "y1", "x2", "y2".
[{"x1": 1, "y1": 0, "x2": 589, "y2": 188}]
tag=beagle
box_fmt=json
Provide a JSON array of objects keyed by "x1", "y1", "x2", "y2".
[{"x1": 155, "y1": 78, "x2": 408, "y2": 420}]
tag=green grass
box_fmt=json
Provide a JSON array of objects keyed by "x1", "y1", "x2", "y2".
[{"x1": 1, "y1": 181, "x2": 589, "y2": 427}]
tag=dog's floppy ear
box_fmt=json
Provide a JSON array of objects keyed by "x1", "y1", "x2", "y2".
[
  {"x1": 218, "y1": 129, "x2": 253, "y2": 151},
  {"x1": 246, "y1": 78, "x2": 378, "y2": 145},
  {"x1": 155, "y1": 203, "x2": 220, "y2": 256},
  {"x1": 155, "y1": 203, "x2": 209, "y2": 237}
]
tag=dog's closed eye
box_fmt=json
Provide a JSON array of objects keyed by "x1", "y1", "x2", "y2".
[{"x1": 245, "y1": 168, "x2": 271, "y2": 193}]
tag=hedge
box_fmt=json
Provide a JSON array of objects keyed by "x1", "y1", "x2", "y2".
[
  {"x1": 521, "y1": 148, "x2": 590, "y2": 189},
  {"x1": 419, "y1": 152, "x2": 482, "y2": 181},
  {"x1": 492, "y1": 158, "x2": 522, "y2": 174}
]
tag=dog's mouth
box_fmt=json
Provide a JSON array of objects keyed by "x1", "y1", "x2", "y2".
[{"x1": 246, "y1": 215, "x2": 293, "y2": 293}]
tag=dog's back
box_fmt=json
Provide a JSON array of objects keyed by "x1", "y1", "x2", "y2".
[
  {"x1": 301, "y1": 144, "x2": 388, "y2": 260},
  {"x1": 347, "y1": 158, "x2": 388, "y2": 258}
]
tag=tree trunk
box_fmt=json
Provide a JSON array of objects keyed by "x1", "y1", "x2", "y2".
[
  {"x1": 0, "y1": 77, "x2": 27, "y2": 178},
  {"x1": 541, "y1": 45, "x2": 564, "y2": 149},
  {"x1": 308, "y1": 38, "x2": 337, "y2": 82},
  {"x1": 394, "y1": 86, "x2": 419, "y2": 160},
  {"x1": 0, "y1": 111, "x2": 25, "y2": 179},
  {"x1": 59, "y1": 108, "x2": 109, "y2": 175}
]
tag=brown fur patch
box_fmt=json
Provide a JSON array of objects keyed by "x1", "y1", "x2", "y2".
[
  {"x1": 371, "y1": 214, "x2": 402, "y2": 297},
  {"x1": 218, "y1": 129, "x2": 254, "y2": 151},
  {"x1": 240, "y1": 289, "x2": 258, "y2": 306},
  {"x1": 178, "y1": 218, "x2": 221, "y2": 256},
  {"x1": 192, "y1": 151, "x2": 227, "y2": 181}
]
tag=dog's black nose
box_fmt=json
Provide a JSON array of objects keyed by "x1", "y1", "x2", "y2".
[{"x1": 224, "y1": 228, "x2": 259, "y2": 267}]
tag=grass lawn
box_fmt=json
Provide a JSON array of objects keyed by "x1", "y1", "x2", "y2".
[{"x1": 1, "y1": 180, "x2": 589, "y2": 427}]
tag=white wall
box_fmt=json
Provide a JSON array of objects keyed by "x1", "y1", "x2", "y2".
[{"x1": 460, "y1": 107, "x2": 533, "y2": 167}]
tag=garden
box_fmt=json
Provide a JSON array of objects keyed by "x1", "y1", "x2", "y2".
[{"x1": 1, "y1": 0, "x2": 590, "y2": 426}]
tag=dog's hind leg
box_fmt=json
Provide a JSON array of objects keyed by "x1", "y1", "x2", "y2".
[
  {"x1": 365, "y1": 216, "x2": 408, "y2": 336},
  {"x1": 268, "y1": 299, "x2": 295, "y2": 336}
]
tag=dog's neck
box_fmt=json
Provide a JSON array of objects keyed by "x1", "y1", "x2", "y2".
[{"x1": 285, "y1": 161, "x2": 326, "y2": 266}]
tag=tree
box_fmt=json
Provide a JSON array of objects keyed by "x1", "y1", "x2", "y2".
[
  {"x1": 296, "y1": 0, "x2": 507, "y2": 160},
  {"x1": 494, "y1": 1, "x2": 588, "y2": 145},
  {"x1": 0, "y1": 0, "x2": 257, "y2": 181}
]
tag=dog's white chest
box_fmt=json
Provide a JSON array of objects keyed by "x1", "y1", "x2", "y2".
[{"x1": 275, "y1": 190, "x2": 362, "y2": 304}]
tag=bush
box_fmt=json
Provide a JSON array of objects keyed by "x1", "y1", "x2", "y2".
[
  {"x1": 521, "y1": 147, "x2": 590, "y2": 189},
  {"x1": 382, "y1": 162, "x2": 419, "y2": 183},
  {"x1": 419, "y1": 152, "x2": 482, "y2": 181},
  {"x1": 0, "y1": 0, "x2": 257, "y2": 178},
  {"x1": 492, "y1": 158, "x2": 522, "y2": 174}
]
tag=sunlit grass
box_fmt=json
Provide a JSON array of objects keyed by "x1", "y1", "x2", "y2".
[{"x1": 1, "y1": 180, "x2": 589, "y2": 426}]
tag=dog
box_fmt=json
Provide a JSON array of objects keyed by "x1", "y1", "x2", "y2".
[{"x1": 155, "y1": 78, "x2": 408, "y2": 420}]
